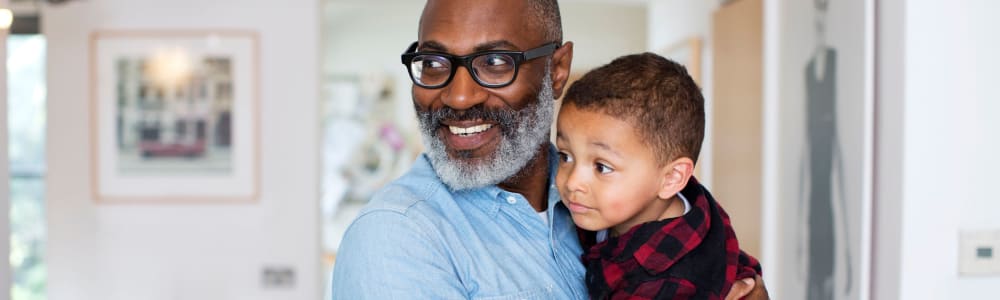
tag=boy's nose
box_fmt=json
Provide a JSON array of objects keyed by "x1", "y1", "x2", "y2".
[
  {"x1": 562, "y1": 165, "x2": 588, "y2": 194},
  {"x1": 441, "y1": 67, "x2": 487, "y2": 110}
]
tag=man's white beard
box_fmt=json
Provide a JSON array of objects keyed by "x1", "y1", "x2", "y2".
[{"x1": 418, "y1": 73, "x2": 555, "y2": 191}]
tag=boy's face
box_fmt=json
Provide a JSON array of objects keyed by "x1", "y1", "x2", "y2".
[{"x1": 555, "y1": 104, "x2": 682, "y2": 235}]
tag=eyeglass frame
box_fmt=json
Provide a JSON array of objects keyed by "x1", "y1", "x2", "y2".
[{"x1": 400, "y1": 41, "x2": 559, "y2": 89}]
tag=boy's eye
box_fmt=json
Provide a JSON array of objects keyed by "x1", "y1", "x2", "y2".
[
  {"x1": 557, "y1": 151, "x2": 573, "y2": 163},
  {"x1": 595, "y1": 163, "x2": 613, "y2": 174}
]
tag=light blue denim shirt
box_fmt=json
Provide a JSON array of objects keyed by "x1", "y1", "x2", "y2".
[{"x1": 330, "y1": 146, "x2": 587, "y2": 299}]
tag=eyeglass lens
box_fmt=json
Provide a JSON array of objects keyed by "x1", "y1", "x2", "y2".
[{"x1": 409, "y1": 53, "x2": 518, "y2": 87}]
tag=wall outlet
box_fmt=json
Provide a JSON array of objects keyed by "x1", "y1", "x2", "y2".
[
  {"x1": 261, "y1": 266, "x2": 296, "y2": 289},
  {"x1": 959, "y1": 230, "x2": 1000, "y2": 276}
]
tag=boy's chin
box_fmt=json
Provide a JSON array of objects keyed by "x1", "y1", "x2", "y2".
[{"x1": 571, "y1": 217, "x2": 606, "y2": 232}]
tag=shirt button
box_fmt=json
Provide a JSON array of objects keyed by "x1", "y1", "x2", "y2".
[{"x1": 506, "y1": 196, "x2": 517, "y2": 204}]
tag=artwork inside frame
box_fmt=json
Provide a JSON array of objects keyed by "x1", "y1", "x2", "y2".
[
  {"x1": 89, "y1": 30, "x2": 259, "y2": 203},
  {"x1": 773, "y1": 0, "x2": 875, "y2": 298}
]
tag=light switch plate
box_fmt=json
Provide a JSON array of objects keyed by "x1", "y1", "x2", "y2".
[
  {"x1": 261, "y1": 266, "x2": 296, "y2": 288},
  {"x1": 959, "y1": 230, "x2": 1000, "y2": 276}
]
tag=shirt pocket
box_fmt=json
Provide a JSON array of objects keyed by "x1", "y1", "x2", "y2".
[{"x1": 473, "y1": 286, "x2": 553, "y2": 300}]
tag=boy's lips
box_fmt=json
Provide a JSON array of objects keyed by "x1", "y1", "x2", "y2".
[
  {"x1": 438, "y1": 120, "x2": 501, "y2": 151},
  {"x1": 565, "y1": 200, "x2": 593, "y2": 214}
]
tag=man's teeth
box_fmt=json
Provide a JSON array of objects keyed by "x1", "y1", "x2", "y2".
[{"x1": 448, "y1": 124, "x2": 493, "y2": 136}]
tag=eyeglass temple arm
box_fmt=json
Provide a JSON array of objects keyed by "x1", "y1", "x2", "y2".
[
  {"x1": 401, "y1": 42, "x2": 419, "y2": 64},
  {"x1": 523, "y1": 43, "x2": 559, "y2": 60}
]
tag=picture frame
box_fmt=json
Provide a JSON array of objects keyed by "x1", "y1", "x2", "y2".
[{"x1": 89, "y1": 30, "x2": 259, "y2": 204}]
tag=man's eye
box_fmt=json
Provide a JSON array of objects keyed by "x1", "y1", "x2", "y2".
[
  {"x1": 423, "y1": 60, "x2": 446, "y2": 69},
  {"x1": 595, "y1": 163, "x2": 613, "y2": 174},
  {"x1": 482, "y1": 54, "x2": 512, "y2": 67},
  {"x1": 486, "y1": 56, "x2": 508, "y2": 66}
]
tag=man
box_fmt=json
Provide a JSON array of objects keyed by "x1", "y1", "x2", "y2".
[{"x1": 331, "y1": 0, "x2": 767, "y2": 298}]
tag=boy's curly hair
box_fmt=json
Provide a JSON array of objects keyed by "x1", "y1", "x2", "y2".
[{"x1": 563, "y1": 52, "x2": 705, "y2": 165}]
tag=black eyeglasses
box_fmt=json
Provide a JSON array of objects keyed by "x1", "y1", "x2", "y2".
[{"x1": 400, "y1": 41, "x2": 558, "y2": 89}]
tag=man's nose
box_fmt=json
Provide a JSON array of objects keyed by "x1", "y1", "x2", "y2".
[{"x1": 441, "y1": 66, "x2": 488, "y2": 110}]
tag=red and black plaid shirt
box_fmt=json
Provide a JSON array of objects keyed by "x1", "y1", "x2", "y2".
[{"x1": 580, "y1": 178, "x2": 761, "y2": 300}]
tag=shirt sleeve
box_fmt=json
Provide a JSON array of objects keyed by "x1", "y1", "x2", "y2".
[{"x1": 330, "y1": 209, "x2": 466, "y2": 299}]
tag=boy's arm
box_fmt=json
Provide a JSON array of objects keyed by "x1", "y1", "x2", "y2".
[{"x1": 330, "y1": 210, "x2": 465, "y2": 299}]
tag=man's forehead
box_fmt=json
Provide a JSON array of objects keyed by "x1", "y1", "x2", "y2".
[{"x1": 418, "y1": 0, "x2": 543, "y2": 53}]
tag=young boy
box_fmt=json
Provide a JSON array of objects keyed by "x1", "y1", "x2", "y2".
[{"x1": 555, "y1": 53, "x2": 761, "y2": 299}]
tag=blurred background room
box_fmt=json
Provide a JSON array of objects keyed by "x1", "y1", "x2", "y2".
[{"x1": 1, "y1": 0, "x2": 999, "y2": 299}]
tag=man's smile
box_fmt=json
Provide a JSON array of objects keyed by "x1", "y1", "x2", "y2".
[
  {"x1": 438, "y1": 120, "x2": 501, "y2": 151},
  {"x1": 448, "y1": 124, "x2": 493, "y2": 136}
]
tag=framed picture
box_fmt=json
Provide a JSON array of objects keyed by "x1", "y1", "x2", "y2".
[
  {"x1": 89, "y1": 30, "x2": 259, "y2": 203},
  {"x1": 770, "y1": 0, "x2": 875, "y2": 298}
]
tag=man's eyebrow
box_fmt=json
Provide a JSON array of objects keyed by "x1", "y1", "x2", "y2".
[
  {"x1": 472, "y1": 40, "x2": 519, "y2": 53},
  {"x1": 418, "y1": 40, "x2": 519, "y2": 54},
  {"x1": 419, "y1": 41, "x2": 449, "y2": 52}
]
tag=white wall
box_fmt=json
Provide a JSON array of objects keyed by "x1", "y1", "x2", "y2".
[
  {"x1": 322, "y1": 2, "x2": 421, "y2": 76},
  {"x1": 890, "y1": 0, "x2": 1000, "y2": 298},
  {"x1": 43, "y1": 0, "x2": 321, "y2": 299},
  {"x1": 873, "y1": 1, "x2": 905, "y2": 298},
  {"x1": 647, "y1": 0, "x2": 714, "y2": 52},
  {"x1": 561, "y1": 2, "x2": 647, "y2": 72}
]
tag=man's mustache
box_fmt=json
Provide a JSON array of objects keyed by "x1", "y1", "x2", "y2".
[{"x1": 417, "y1": 104, "x2": 520, "y2": 135}]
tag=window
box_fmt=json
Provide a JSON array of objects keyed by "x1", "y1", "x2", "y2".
[{"x1": 8, "y1": 34, "x2": 47, "y2": 300}]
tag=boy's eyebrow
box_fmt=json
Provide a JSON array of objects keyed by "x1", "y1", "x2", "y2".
[{"x1": 590, "y1": 141, "x2": 624, "y2": 159}]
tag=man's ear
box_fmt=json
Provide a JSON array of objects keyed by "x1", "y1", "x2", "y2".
[
  {"x1": 658, "y1": 157, "x2": 695, "y2": 200},
  {"x1": 550, "y1": 41, "x2": 574, "y2": 98}
]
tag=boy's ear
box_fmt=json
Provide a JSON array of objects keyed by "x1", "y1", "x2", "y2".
[
  {"x1": 658, "y1": 157, "x2": 695, "y2": 199},
  {"x1": 550, "y1": 41, "x2": 574, "y2": 98}
]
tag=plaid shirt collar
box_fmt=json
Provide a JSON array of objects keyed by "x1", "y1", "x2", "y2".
[{"x1": 584, "y1": 177, "x2": 713, "y2": 275}]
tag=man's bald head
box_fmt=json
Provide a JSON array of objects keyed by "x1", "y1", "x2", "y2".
[
  {"x1": 420, "y1": 0, "x2": 563, "y2": 44},
  {"x1": 526, "y1": 0, "x2": 563, "y2": 43}
]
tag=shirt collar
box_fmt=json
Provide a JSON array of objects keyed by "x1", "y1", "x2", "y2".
[
  {"x1": 584, "y1": 178, "x2": 713, "y2": 275},
  {"x1": 596, "y1": 192, "x2": 693, "y2": 243},
  {"x1": 545, "y1": 143, "x2": 562, "y2": 212}
]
